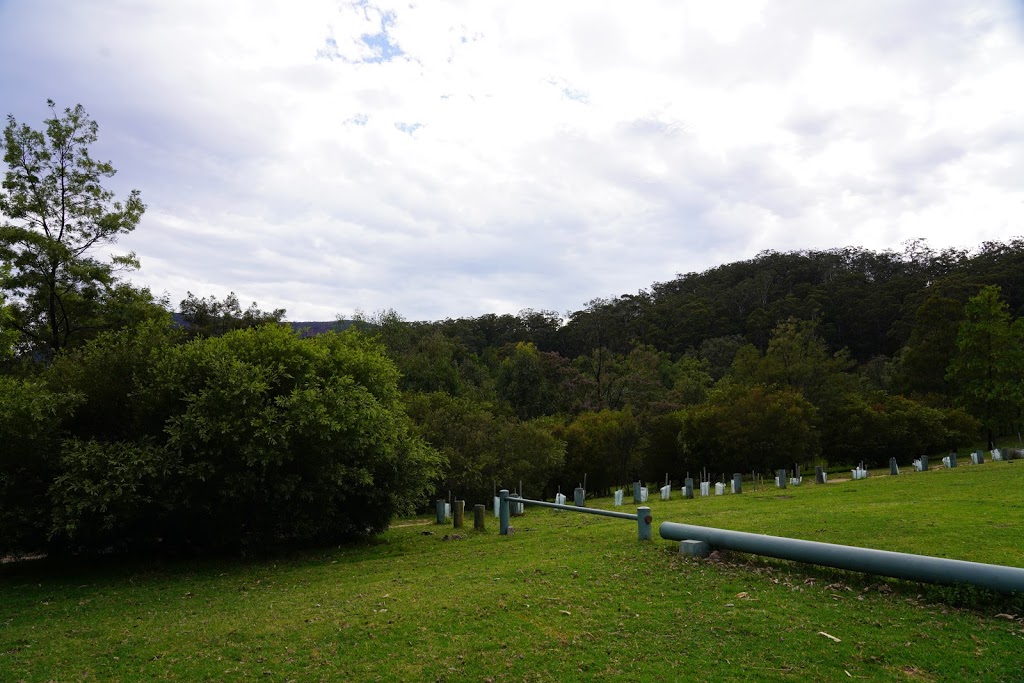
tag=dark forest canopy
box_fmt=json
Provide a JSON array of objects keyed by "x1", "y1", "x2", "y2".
[{"x1": 419, "y1": 239, "x2": 1024, "y2": 363}]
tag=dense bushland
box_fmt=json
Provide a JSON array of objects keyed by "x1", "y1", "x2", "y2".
[{"x1": 1, "y1": 323, "x2": 440, "y2": 556}]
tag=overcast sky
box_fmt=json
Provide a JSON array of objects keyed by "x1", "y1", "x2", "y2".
[{"x1": 2, "y1": 1, "x2": 1023, "y2": 322}]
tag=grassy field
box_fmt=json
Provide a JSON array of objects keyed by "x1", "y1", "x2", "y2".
[{"x1": 3, "y1": 462, "x2": 1024, "y2": 682}]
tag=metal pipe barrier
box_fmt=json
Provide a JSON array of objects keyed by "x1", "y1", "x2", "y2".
[
  {"x1": 660, "y1": 521, "x2": 1024, "y2": 595},
  {"x1": 499, "y1": 489, "x2": 651, "y2": 540}
]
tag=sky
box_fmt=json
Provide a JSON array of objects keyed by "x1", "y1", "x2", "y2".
[{"x1": 1, "y1": 0, "x2": 1023, "y2": 322}]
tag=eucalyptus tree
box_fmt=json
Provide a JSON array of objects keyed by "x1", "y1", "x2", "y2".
[
  {"x1": 1, "y1": 100, "x2": 145, "y2": 358},
  {"x1": 946, "y1": 285, "x2": 1024, "y2": 449}
]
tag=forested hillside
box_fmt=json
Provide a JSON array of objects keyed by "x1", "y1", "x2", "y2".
[{"x1": 366, "y1": 239, "x2": 1024, "y2": 504}]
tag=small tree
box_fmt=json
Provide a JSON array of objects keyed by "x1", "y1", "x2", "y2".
[
  {"x1": 1, "y1": 100, "x2": 145, "y2": 358},
  {"x1": 179, "y1": 291, "x2": 285, "y2": 338}
]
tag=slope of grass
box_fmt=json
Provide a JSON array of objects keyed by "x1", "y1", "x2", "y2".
[{"x1": 3, "y1": 462, "x2": 1023, "y2": 682}]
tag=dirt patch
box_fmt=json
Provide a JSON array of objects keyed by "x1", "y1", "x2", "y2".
[
  {"x1": 1, "y1": 552, "x2": 46, "y2": 564},
  {"x1": 390, "y1": 519, "x2": 434, "y2": 529}
]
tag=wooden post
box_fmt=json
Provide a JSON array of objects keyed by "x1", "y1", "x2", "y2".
[
  {"x1": 453, "y1": 500, "x2": 465, "y2": 529},
  {"x1": 473, "y1": 504, "x2": 485, "y2": 531}
]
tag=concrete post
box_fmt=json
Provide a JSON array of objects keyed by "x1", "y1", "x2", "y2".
[
  {"x1": 684, "y1": 477, "x2": 694, "y2": 499},
  {"x1": 637, "y1": 506, "x2": 652, "y2": 541},
  {"x1": 510, "y1": 493, "x2": 523, "y2": 517},
  {"x1": 435, "y1": 500, "x2": 445, "y2": 524},
  {"x1": 474, "y1": 504, "x2": 485, "y2": 531},
  {"x1": 574, "y1": 487, "x2": 586, "y2": 507},
  {"x1": 679, "y1": 540, "x2": 712, "y2": 558},
  {"x1": 453, "y1": 500, "x2": 465, "y2": 529},
  {"x1": 732, "y1": 473, "x2": 742, "y2": 494},
  {"x1": 499, "y1": 489, "x2": 510, "y2": 535},
  {"x1": 633, "y1": 481, "x2": 642, "y2": 503},
  {"x1": 889, "y1": 457, "x2": 899, "y2": 475}
]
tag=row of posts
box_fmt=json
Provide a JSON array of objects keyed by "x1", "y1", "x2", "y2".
[
  {"x1": 435, "y1": 450, "x2": 1014, "y2": 531},
  {"x1": 435, "y1": 499, "x2": 489, "y2": 531}
]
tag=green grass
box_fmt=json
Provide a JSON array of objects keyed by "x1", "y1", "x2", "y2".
[{"x1": 3, "y1": 462, "x2": 1024, "y2": 682}]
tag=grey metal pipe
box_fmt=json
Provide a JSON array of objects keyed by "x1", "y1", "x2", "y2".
[
  {"x1": 516, "y1": 497, "x2": 638, "y2": 520},
  {"x1": 659, "y1": 521, "x2": 1024, "y2": 595}
]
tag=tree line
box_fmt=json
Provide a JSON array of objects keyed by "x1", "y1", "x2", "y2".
[{"x1": 2, "y1": 101, "x2": 1023, "y2": 557}]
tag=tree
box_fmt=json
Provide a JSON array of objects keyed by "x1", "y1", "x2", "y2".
[
  {"x1": 679, "y1": 383, "x2": 818, "y2": 475},
  {"x1": 895, "y1": 292, "x2": 965, "y2": 398},
  {"x1": 0, "y1": 264, "x2": 17, "y2": 357},
  {"x1": 178, "y1": 291, "x2": 285, "y2": 338},
  {"x1": 37, "y1": 323, "x2": 440, "y2": 553},
  {"x1": 404, "y1": 391, "x2": 564, "y2": 504},
  {"x1": 1, "y1": 100, "x2": 145, "y2": 358},
  {"x1": 946, "y1": 286, "x2": 1024, "y2": 449}
]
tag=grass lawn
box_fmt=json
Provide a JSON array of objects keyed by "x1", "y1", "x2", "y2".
[{"x1": 3, "y1": 462, "x2": 1024, "y2": 682}]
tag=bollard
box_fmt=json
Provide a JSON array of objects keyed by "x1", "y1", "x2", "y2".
[
  {"x1": 889, "y1": 457, "x2": 899, "y2": 475},
  {"x1": 815, "y1": 466, "x2": 825, "y2": 484},
  {"x1": 684, "y1": 478, "x2": 694, "y2": 499},
  {"x1": 574, "y1": 487, "x2": 586, "y2": 507},
  {"x1": 777, "y1": 469, "x2": 787, "y2": 489},
  {"x1": 637, "y1": 506, "x2": 652, "y2": 541},
  {"x1": 474, "y1": 504, "x2": 485, "y2": 531},
  {"x1": 633, "y1": 481, "x2": 642, "y2": 504},
  {"x1": 499, "y1": 489, "x2": 510, "y2": 535},
  {"x1": 453, "y1": 500, "x2": 465, "y2": 529},
  {"x1": 435, "y1": 500, "x2": 445, "y2": 524},
  {"x1": 733, "y1": 473, "x2": 743, "y2": 494}
]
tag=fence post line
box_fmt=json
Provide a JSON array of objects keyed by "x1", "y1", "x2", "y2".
[
  {"x1": 637, "y1": 506, "x2": 652, "y2": 541},
  {"x1": 499, "y1": 489, "x2": 510, "y2": 535}
]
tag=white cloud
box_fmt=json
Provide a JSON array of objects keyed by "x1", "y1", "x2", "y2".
[{"x1": 1, "y1": 0, "x2": 1023, "y2": 322}]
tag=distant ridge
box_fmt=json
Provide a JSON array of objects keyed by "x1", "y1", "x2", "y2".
[
  {"x1": 289, "y1": 320, "x2": 354, "y2": 336},
  {"x1": 169, "y1": 313, "x2": 354, "y2": 337}
]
